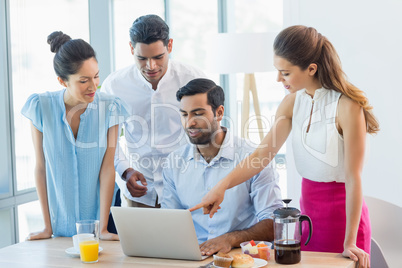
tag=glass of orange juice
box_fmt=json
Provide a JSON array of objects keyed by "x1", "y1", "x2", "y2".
[{"x1": 76, "y1": 220, "x2": 100, "y2": 263}]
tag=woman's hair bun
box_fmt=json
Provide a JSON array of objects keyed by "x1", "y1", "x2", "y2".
[{"x1": 47, "y1": 31, "x2": 72, "y2": 53}]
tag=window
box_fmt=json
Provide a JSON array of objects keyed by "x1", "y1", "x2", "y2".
[
  {"x1": 233, "y1": 0, "x2": 287, "y2": 195},
  {"x1": 1, "y1": 0, "x2": 288, "y2": 248},
  {"x1": 18, "y1": 201, "x2": 42, "y2": 242},
  {"x1": 3, "y1": 0, "x2": 90, "y2": 245},
  {"x1": 0, "y1": 209, "x2": 13, "y2": 248},
  {"x1": 10, "y1": 0, "x2": 90, "y2": 192},
  {"x1": 169, "y1": 0, "x2": 219, "y2": 83}
]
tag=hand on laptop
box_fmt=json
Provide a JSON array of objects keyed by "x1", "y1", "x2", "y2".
[
  {"x1": 124, "y1": 168, "x2": 148, "y2": 197},
  {"x1": 199, "y1": 234, "x2": 232, "y2": 256}
]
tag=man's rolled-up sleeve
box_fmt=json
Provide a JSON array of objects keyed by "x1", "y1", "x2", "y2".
[{"x1": 249, "y1": 161, "x2": 283, "y2": 221}]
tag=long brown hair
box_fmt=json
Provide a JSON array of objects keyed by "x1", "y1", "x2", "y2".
[{"x1": 274, "y1": 25, "x2": 379, "y2": 134}]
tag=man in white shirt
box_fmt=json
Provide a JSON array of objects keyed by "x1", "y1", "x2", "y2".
[
  {"x1": 162, "y1": 78, "x2": 282, "y2": 255},
  {"x1": 101, "y1": 14, "x2": 205, "y2": 208}
]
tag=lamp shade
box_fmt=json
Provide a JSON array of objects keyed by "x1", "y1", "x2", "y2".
[{"x1": 206, "y1": 32, "x2": 278, "y2": 74}]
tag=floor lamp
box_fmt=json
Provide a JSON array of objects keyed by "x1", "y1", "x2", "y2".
[
  {"x1": 206, "y1": 32, "x2": 277, "y2": 141},
  {"x1": 242, "y1": 73, "x2": 263, "y2": 141}
]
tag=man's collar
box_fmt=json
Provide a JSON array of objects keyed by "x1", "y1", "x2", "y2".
[
  {"x1": 134, "y1": 60, "x2": 172, "y2": 90},
  {"x1": 186, "y1": 127, "x2": 235, "y2": 162}
]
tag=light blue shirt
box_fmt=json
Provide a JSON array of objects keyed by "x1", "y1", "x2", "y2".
[
  {"x1": 21, "y1": 90, "x2": 129, "y2": 237},
  {"x1": 162, "y1": 129, "x2": 283, "y2": 243}
]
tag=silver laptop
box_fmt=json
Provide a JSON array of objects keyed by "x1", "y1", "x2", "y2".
[{"x1": 111, "y1": 207, "x2": 208, "y2": 261}]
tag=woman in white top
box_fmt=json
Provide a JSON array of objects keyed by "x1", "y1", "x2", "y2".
[{"x1": 190, "y1": 25, "x2": 378, "y2": 268}]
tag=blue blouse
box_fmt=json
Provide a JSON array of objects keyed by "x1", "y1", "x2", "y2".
[{"x1": 21, "y1": 90, "x2": 129, "y2": 237}]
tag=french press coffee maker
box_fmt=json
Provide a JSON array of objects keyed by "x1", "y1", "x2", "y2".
[{"x1": 273, "y1": 199, "x2": 313, "y2": 264}]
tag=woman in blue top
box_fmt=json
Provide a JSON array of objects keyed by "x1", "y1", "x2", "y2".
[{"x1": 22, "y1": 31, "x2": 128, "y2": 240}]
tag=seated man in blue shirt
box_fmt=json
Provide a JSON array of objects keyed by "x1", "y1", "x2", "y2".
[{"x1": 162, "y1": 78, "x2": 282, "y2": 256}]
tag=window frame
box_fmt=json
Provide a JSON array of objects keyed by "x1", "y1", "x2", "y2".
[{"x1": 0, "y1": 0, "x2": 17, "y2": 245}]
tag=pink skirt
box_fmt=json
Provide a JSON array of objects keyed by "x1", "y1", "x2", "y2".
[{"x1": 300, "y1": 178, "x2": 371, "y2": 254}]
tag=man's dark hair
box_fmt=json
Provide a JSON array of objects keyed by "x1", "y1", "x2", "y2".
[
  {"x1": 176, "y1": 78, "x2": 225, "y2": 113},
  {"x1": 129, "y1": 14, "x2": 170, "y2": 46}
]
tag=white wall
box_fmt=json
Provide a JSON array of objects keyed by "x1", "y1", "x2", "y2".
[{"x1": 285, "y1": 0, "x2": 402, "y2": 207}]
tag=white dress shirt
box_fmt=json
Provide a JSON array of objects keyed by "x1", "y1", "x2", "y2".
[
  {"x1": 101, "y1": 60, "x2": 205, "y2": 206},
  {"x1": 162, "y1": 128, "x2": 283, "y2": 243}
]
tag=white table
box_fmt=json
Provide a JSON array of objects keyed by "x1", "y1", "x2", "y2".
[{"x1": 0, "y1": 237, "x2": 356, "y2": 267}]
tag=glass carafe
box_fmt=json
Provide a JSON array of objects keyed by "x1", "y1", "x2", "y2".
[{"x1": 273, "y1": 199, "x2": 312, "y2": 264}]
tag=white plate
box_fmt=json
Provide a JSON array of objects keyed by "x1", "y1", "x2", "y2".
[
  {"x1": 252, "y1": 258, "x2": 268, "y2": 267},
  {"x1": 65, "y1": 246, "x2": 103, "y2": 257}
]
